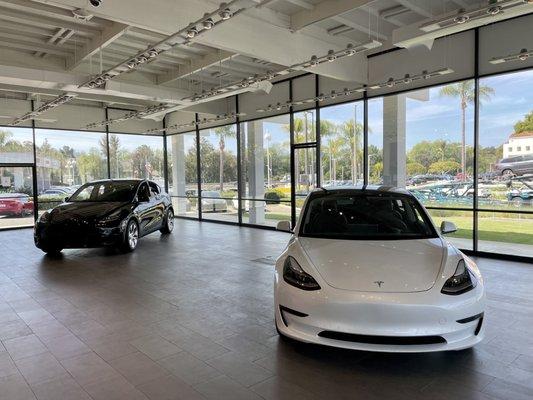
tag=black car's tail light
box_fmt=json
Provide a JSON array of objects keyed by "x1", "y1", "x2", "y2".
[
  {"x1": 283, "y1": 256, "x2": 320, "y2": 291},
  {"x1": 441, "y1": 259, "x2": 476, "y2": 295}
]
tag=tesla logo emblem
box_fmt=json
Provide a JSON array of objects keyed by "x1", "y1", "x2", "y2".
[{"x1": 374, "y1": 280, "x2": 384, "y2": 288}]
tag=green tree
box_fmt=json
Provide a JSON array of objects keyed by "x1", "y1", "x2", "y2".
[
  {"x1": 428, "y1": 160, "x2": 461, "y2": 174},
  {"x1": 514, "y1": 111, "x2": 533, "y2": 134},
  {"x1": 323, "y1": 136, "x2": 345, "y2": 183},
  {"x1": 339, "y1": 119, "x2": 364, "y2": 182},
  {"x1": 439, "y1": 81, "x2": 494, "y2": 179},
  {"x1": 407, "y1": 162, "x2": 426, "y2": 176}
]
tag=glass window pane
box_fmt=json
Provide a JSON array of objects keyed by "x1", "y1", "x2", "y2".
[
  {"x1": 0, "y1": 166, "x2": 34, "y2": 229},
  {"x1": 240, "y1": 116, "x2": 291, "y2": 200},
  {"x1": 479, "y1": 70, "x2": 533, "y2": 211},
  {"x1": 199, "y1": 125, "x2": 237, "y2": 194},
  {"x1": 427, "y1": 208, "x2": 473, "y2": 251},
  {"x1": 241, "y1": 199, "x2": 291, "y2": 228},
  {"x1": 168, "y1": 132, "x2": 198, "y2": 219},
  {"x1": 35, "y1": 129, "x2": 108, "y2": 210},
  {"x1": 478, "y1": 211, "x2": 533, "y2": 257},
  {"x1": 171, "y1": 197, "x2": 198, "y2": 218},
  {"x1": 368, "y1": 80, "x2": 476, "y2": 209},
  {"x1": 294, "y1": 110, "x2": 316, "y2": 143},
  {"x1": 320, "y1": 101, "x2": 364, "y2": 187},
  {"x1": 108, "y1": 134, "x2": 164, "y2": 184},
  {"x1": 0, "y1": 127, "x2": 34, "y2": 164},
  {"x1": 294, "y1": 147, "x2": 317, "y2": 220},
  {"x1": 201, "y1": 196, "x2": 238, "y2": 223},
  {"x1": 368, "y1": 98, "x2": 384, "y2": 185}
]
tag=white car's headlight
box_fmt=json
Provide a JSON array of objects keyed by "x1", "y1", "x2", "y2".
[
  {"x1": 283, "y1": 256, "x2": 320, "y2": 291},
  {"x1": 441, "y1": 259, "x2": 476, "y2": 295}
]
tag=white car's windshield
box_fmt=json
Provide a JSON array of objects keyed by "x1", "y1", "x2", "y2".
[{"x1": 300, "y1": 192, "x2": 437, "y2": 240}]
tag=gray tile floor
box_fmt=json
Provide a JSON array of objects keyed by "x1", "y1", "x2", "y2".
[{"x1": 0, "y1": 220, "x2": 532, "y2": 400}]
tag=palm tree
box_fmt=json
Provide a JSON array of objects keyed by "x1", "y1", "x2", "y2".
[
  {"x1": 213, "y1": 125, "x2": 235, "y2": 191},
  {"x1": 324, "y1": 137, "x2": 344, "y2": 184},
  {"x1": 439, "y1": 81, "x2": 494, "y2": 180},
  {"x1": 339, "y1": 119, "x2": 364, "y2": 182}
]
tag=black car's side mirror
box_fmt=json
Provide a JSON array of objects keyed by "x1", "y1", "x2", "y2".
[{"x1": 64, "y1": 196, "x2": 70, "y2": 202}]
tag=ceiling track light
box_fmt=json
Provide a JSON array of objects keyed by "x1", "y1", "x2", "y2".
[
  {"x1": 146, "y1": 111, "x2": 246, "y2": 134},
  {"x1": 11, "y1": 94, "x2": 77, "y2": 125},
  {"x1": 255, "y1": 85, "x2": 367, "y2": 113},
  {"x1": 489, "y1": 48, "x2": 532, "y2": 64},
  {"x1": 203, "y1": 17, "x2": 215, "y2": 29},
  {"x1": 186, "y1": 40, "x2": 381, "y2": 104},
  {"x1": 76, "y1": 1, "x2": 249, "y2": 90},
  {"x1": 368, "y1": 67, "x2": 455, "y2": 90},
  {"x1": 420, "y1": 0, "x2": 530, "y2": 32},
  {"x1": 186, "y1": 27, "x2": 198, "y2": 38}
]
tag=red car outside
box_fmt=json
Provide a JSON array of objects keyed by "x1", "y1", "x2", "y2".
[{"x1": 0, "y1": 193, "x2": 34, "y2": 217}]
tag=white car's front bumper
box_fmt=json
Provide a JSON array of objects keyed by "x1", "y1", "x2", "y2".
[{"x1": 274, "y1": 273, "x2": 485, "y2": 353}]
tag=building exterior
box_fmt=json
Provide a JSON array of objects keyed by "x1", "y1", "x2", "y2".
[{"x1": 503, "y1": 131, "x2": 533, "y2": 158}]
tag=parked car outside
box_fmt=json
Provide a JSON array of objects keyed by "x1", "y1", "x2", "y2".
[
  {"x1": 493, "y1": 154, "x2": 533, "y2": 177},
  {"x1": 0, "y1": 193, "x2": 33, "y2": 217},
  {"x1": 201, "y1": 191, "x2": 228, "y2": 212}
]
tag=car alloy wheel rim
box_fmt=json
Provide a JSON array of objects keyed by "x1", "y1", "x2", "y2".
[
  {"x1": 168, "y1": 212, "x2": 174, "y2": 231},
  {"x1": 128, "y1": 223, "x2": 138, "y2": 248}
]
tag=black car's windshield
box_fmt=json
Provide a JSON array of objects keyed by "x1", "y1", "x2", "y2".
[
  {"x1": 300, "y1": 192, "x2": 437, "y2": 240},
  {"x1": 69, "y1": 181, "x2": 138, "y2": 202}
]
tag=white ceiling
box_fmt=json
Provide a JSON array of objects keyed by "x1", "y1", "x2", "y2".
[{"x1": 0, "y1": 0, "x2": 529, "y2": 121}]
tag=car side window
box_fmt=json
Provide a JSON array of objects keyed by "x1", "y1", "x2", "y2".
[
  {"x1": 138, "y1": 183, "x2": 150, "y2": 202},
  {"x1": 148, "y1": 182, "x2": 159, "y2": 198}
]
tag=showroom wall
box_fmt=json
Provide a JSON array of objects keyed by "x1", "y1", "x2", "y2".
[{"x1": 1, "y1": 13, "x2": 532, "y2": 260}]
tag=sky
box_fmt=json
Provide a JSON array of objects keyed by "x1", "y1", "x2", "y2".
[{"x1": 2, "y1": 69, "x2": 532, "y2": 154}]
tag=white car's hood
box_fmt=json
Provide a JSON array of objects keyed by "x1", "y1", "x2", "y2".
[{"x1": 299, "y1": 237, "x2": 445, "y2": 293}]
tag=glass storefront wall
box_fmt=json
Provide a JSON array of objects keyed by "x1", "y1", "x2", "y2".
[
  {"x1": 199, "y1": 126, "x2": 239, "y2": 223},
  {"x1": 108, "y1": 134, "x2": 165, "y2": 185},
  {"x1": 1, "y1": 66, "x2": 532, "y2": 260},
  {"x1": 168, "y1": 132, "x2": 198, "y2": 218},
  {"x1": 320, "y1": 101, "x2": 364, "y2": 187},
  {"x1": 0, "y1": 166, "x2": 34, "y2": 229},
  {"x1": 477, "y1": 69, "x2": 533, "y2": 256},
  {"x1": 35, "y1": 129, "x2": 108, "y2": 212},
  {"x1": 240, "y1": 115, "x2": 291, "y2": 227}
]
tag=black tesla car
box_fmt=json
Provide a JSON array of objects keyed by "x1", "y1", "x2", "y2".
[{"x1": 34, "y1": 179, "x2": 174, "y2": 254}]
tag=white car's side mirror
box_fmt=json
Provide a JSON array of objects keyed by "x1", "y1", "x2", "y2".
[
  {"x1": 440, "y1": 221, "x2": 457, "y2": 235},
  {"x1": 276, "y1": 220, "x2": 292, "y2": 233}
]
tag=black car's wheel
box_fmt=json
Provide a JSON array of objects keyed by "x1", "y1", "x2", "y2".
[
  {"x1": 121, "y1": 219, "x2": 139, "y2": 252},
  {"x1": 41, "y1": 246, "x2": 63, "y2": 255},
  {"x1": 160, "y1": 209, "x2": 174, "y2": 234}
]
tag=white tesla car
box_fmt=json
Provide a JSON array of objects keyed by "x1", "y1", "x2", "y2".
[{"x1": 274, "y1": 187, "x2": 485, "y2": 352}]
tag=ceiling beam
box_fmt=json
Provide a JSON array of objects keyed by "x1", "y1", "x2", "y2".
[
  {"x1": 330, "y1": 15, "x2": 388, "y2": 41},
  {"x1": 66, "y1": 22, "x2": 129, "y2": 70},
  {"x1": 394, "y1": 0, "x2": 432, "y2": 18},
  {"x1": 0, "y1": 63, "x2": 191, "y2": 104},
  {"x1": 290, "y1": 0, "x2": 374, "y2": 31},
  {"x1": 34, "y1": 28, "x2": 66, "y2": 58},
  {"x1": 30, "y1": 0, "x2": 368, "y2": 82},
  {"x1": 157, "y1": 50, "x2": 234, "y2": 85},
  {"x1": 0, "y1": 6, "x2": 98, "y2": 34},
  {"x1": 284, "y1": 0, "x2": 314, "y2": 10}
]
